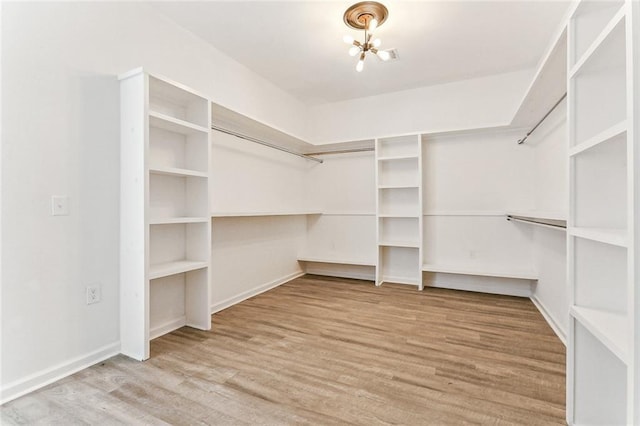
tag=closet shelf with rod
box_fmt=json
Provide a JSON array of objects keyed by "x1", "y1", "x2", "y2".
[
  {"x1": 517, "y1": 93, "x2": 567, "y2": 145},
  {"x1": 211, "y1": 124, "x2": 324, "y2": 163}
]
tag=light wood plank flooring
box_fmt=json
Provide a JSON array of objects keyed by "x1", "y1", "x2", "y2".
[{"x1": 1, "y1": 275, "x2": 566, "y2": 424}]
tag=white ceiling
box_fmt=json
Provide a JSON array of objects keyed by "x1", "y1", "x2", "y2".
[{"x1": 150, "y1": 1, "x2": 570, "y2": 105}]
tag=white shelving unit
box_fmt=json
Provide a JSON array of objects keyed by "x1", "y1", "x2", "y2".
[
  {"x1": 375, "y1": 135, "x2": 423, "y2": 289},
  {"x1": 567, "y1": 1, "x2": 637, "y2": 423},
  {"x1": 119, "y1": 68, "x2": 211, "y2": 361}
]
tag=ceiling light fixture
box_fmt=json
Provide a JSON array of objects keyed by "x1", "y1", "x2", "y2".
[{"x1": 343, "y1": 1, "x2": 390, "y2": 72}]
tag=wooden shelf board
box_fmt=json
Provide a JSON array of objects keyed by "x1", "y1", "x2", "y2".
[
  {"x1": 149, "y1": 217, "x2": 209, "y2": 225},
  {"x1": 569, "y1": 7, "x2": 626, "y2": 79},
  {"x1": 297, "y1": 255, "x2": 375, "y2": 267},
  {"x1": 378, "y1": 241, "x2": 420, "y2": 248},
  {"x1": 568, "y1": 227, "x2": 628, "y2": 247},
  {"x1": 377, "y1": 154, "x2": 419, "y2": 161},
  {"x1": 149, "y1": 260, "x2": 208, "y2": 280},
  {"x1": 149, "y1": 110, "x2": 209, "y2": 135},
  {"x1": 211, "y1": 211, "x2": 322, "y2": 218},
  {"x1": 569, "y1": 120, "x2": 627, "y2": 157},
  {"x1": 422, "y1": 263, "x2": 537, "y2": 280},
  {"x1": 149, "y1": 166, "x2": 208, "y2": 178},
  {"x1": 378, "y1": 214, "x2": 420, "y2": 218},
  {"x1": 570, "y1": 306, "x2": 628, "y2": 363}
]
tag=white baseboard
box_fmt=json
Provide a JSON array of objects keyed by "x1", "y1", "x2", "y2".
[
  {"x1": 211, "y1": 271, "x2": 305, "y2": 314},
  {"x1": 530, "y1": 295, "x2": 567, "y2": 345},
  {"x1": 0, "y1": 341, "x2": 120, "y2": 405},
  {"x1": 149, "y1": 316, "x2": 186, "y2": 340}
]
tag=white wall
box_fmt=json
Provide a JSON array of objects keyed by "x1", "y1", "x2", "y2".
[
  {"x1": 307, "y1": 69, "x2": 534, "y2": 144},
  {"x1": 528, "y1": 100, "x2": 568, "y2": 342},
  {"x1": 302, "y1": 151, "x2": 377, "y2": 279},
  {"x1": 209, "y1": 130, "x2": 313, "y2": 313},
  {"x1": 1, "y1": 1, "x2": 310, "y2": 402},
  {"x1": 421, "y1": 129, "x2": 537, "y2": 296}
]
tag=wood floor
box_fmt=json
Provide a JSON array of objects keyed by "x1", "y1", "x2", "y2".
[{"x1": 1, "y1": 275, "x2": 566, "y2": 425}]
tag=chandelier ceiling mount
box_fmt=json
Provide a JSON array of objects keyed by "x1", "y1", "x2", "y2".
[{"x1": 342, "y1": 1, "x2": 391, "y2": 72}]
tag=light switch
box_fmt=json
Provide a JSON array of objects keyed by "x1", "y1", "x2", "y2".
[{"x1": 51, "y1": 196, "x2": 70, "y2": 216}]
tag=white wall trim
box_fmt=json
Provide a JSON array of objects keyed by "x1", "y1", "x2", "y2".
[
  {"x1": 150, "y1": 316, "x2": 187, "y2": 340},
  {"x1": 530, "y1": 294, "x2": 566, "y2": 345},
  {"x1": 0, "y1": 341, "x2": 120, "y2": 405},
  {"x1": 211, "y1": 271, "x2": 305, "y2": 314}
]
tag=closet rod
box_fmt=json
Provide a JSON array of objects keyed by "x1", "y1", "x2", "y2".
[
  {"x1": 517, "y1": 92, "x2": 567, "y2": 145},
  {"x1": 211, "y1": 125, "x2": 324, "y2": 164},
  {"x1": 305, "y1": 147, "x2": 375, "y2": 156}
]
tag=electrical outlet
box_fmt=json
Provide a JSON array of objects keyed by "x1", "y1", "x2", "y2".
[{"x1": 86, "y1": 285, "x2": 101, "y2": 305}]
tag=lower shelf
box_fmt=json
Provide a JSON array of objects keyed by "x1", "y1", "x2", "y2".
[
  {"x1": 149, "y1": 260, "x2": 209, "y2": 280},
  {"x1": 297, "y1": 255, "x2": 376, "y2": 267},
  {"x1": 378, "y1": 277, "x2": 421, "y2": 286},
  {"x1": 421, "y1": 263, "x2": 537, "y2": 280}
]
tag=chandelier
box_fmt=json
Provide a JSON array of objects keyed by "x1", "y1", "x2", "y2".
[{"x1": 342, "y1": 1, "x2": 391, "y2": 72}]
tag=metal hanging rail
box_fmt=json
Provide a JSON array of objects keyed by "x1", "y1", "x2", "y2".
[
  {"x1": 517, "y1": 92, "x2": 567, "y2": 145},
  {"x1": 211, "y1": 124, "x2": 324, "y2": 164},
  {"x1": 305, "y1": 147, "x2": 375, "y2": 156},
  {"x1": 506, "y1": 214, "x2": 567, "y2": 229}
]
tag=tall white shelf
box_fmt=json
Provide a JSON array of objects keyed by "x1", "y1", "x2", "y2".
[
  {"x1": 375, "y1": 135, "x2": 423, "y2": 289},
  {"x1": 119, "y1": 68, "x2": 211, "y2": 361},
  {"x1": 567, "y1": 1, "x2": 637, "y2": 423}
]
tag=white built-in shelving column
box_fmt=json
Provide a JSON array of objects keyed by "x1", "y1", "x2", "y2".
[
  {"x1": 119, "y1": 69, "x2": 211, "y2": 361},
  {"x1": 567, "y1": 1, "x2": 637, "y2": 423},
  {"x1": 375, "y1": 135, "x2": 423, "y2": 289}
]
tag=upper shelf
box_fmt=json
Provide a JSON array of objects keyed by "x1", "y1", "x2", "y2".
[
  {"x1": 149, "y1": 111, "x2": 209, "y2": 135},
  {"x1": 510, "y1": 27, "x2": 567, "y2": 129}
]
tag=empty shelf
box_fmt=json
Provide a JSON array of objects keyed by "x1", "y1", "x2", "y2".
[
  {"x1": 377, "y1": 154, "x2": 419, "y2": 161},
  {"x1": 149, "y1": 260, "x2": 208, "y2": 280},
  {"x1": 149, "y1": 217, "x2": 209, "y2": 225},
  {"x1": 569, "y1": 227, "x2": 628, "y2": 247},
  {"x1": 298, "y1": 255, "x2": 375, "y2": 267},
  {"x1": 571, "y1": 306, "x2": 628, "y2": 363},
  {"x1": 378, "y1": 241, "x2": 420, "y2": 248},
  {"x1": 422, "y1": 264, "x2": 537, "y2": 280},
  {"x1": 149, "y1": 166, "x2": 208, "y2": 178},
  {"x1": 211, "y1": 211, "x2": 322, "y2": 217},
  {"x1": 149, "y1": 110, "x2": 209, "y2": 134}
]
